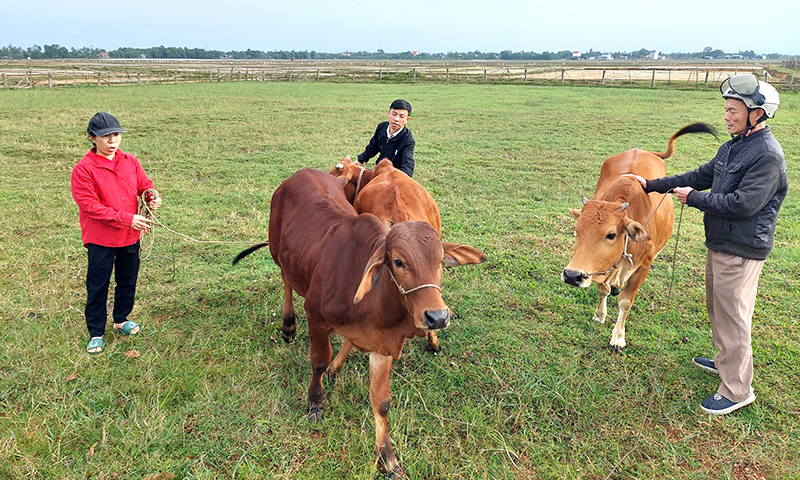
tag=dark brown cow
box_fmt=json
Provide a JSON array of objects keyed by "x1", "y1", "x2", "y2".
[
  {"x1": 562, "y1": 123, "x2": 716, "y2": 350},
  {"x1": 330, "y1": 156, "x2": 445, "y2": 353},
  {"x1": 235, "y1": 168, "x2": 486, "y2": 476}
]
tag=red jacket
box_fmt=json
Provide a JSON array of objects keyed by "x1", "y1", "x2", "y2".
[{"x1": 71, "y1": 148, "x2": 154, "y2": 247}]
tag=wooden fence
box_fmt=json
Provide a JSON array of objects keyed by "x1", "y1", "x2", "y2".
[{"x1": 1, "y1": 63, "x2": 797, "y2": 90}]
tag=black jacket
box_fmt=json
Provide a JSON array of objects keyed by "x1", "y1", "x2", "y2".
[
  {"x1": 646, "y1": 126, "x2": 787, "y2": 260},
  {"x1": 357, "y1": 121, "x2": 415, "y2": 177}
]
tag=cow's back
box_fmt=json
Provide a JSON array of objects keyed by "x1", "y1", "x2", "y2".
[
  {"x1": 596, "y1": 149, "x2": 674, "y2": 255},
  {"x1": 269, "y1": 168, "x2": 358, "y2": 297},
  {"x1": 355, "y1": 160, "x2": 442, "y2": 235}
]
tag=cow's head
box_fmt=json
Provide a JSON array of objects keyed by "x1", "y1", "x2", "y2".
[
  {"x1": 353, "y1": 221, "x2": 487, "y2": 331},
  {"x1": 329, "y1": 155, "x2": 367, "y2": 204},
  {"x1": 562, "y1": 199, "x2": 650, "y2": 288}
]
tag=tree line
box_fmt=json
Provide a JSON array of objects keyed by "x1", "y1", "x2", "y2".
[{"x1": 0, "y1": 44, "x2": 791, "y2": 61}]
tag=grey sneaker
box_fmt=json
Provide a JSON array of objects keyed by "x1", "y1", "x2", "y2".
[
  {"x1": 700, "y1": 392, "x2": 756, "y2": 415},
  {"x1": 692, "y1": 357, "x2": 718, "y2": 375}
]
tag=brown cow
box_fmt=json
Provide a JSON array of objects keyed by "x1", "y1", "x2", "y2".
[
  {"x1": 330, "y1": 156, "x2": 445, "y2": 353},
  {"x1": 234, "y1": 168, "x2": 486, "y2": 476},
  {"x1": 562, "y1": 123, "x2": 716, "y2": 350}
]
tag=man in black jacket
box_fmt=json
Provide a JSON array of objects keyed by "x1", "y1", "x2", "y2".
[
  {"x1": 357, "y1": 99, "x2": 415, "y2": 177},
  {"x1": 627, "y1": 75, "x2": 787, "y2": 415}
]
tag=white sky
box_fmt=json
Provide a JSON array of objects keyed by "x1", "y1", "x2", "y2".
[{"x1": 3, "y1": 0, "x2": 799, "y2": 55}]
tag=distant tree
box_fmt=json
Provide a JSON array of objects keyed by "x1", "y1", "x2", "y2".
[
  {"x1": 711, "y1": 49, "x2": 725, "y2": 59},
  {"x1": 703, "y1": 46, "x2": 713, "y2": 55}
]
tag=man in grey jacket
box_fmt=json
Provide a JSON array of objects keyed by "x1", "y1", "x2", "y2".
[{"x1": 627, "y1": 74, "x2": 787, "y2": 415}]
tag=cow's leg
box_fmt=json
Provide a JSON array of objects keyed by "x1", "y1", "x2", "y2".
[
  {"x1": 280, "y1": 272, "x2": 296, "y2": 342},
  {"x1": 307, "y1": 327, "x2": 332, "y2": 423},
  {"x1": 325, "y1": 338, "x2": 354, "y2": 379},
  {"x1": 425, "y1": 331, "x2": 440, "y2": 351},
  {"x1": 593, "y1": 282, "x2": 611, "y2": 324},
  {"x1": 369, "y1": 352, "x2": 405, "y2": 478},
  {"x1": 609, "y1": 265, "x2": 650, "y2": 350}
]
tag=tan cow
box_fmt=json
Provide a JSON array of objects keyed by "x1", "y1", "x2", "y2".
[
  {"x1": 234, "y1": 168, "x2": 486, "y2": 476},
  {"x1": 562, "y1": 123, "x2": 716, "y2": 350},
  {"x1": 330, "y1": 156, "x2": 445, "y2": 353}
]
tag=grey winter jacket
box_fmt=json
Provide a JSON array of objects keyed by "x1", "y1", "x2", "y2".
[{"x1": 646, "y1": 126, "x2": 787, "y2": 260}]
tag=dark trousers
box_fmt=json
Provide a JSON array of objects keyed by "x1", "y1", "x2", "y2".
[{"x1": 85, "y1": 242, "x2": 140, "y2": 338}]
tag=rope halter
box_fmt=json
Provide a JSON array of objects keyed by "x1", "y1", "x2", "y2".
[
  {"x1": 586, "y1": 235, "x2": 634, "y2": 278},
  {"x1": 354, "y1": 167, "x2": 366, "y2": 198},
  {"x1": 386, "y1": 265, "x2": 442, "y2": 311}
]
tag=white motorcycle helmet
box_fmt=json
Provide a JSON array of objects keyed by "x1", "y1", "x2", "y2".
[{"x1": 720, "y1": 73, "x2": 780, "y2": 118}]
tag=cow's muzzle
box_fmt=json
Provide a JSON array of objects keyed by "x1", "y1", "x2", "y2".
[
  {"x1": 562, "y1": 268, "x2": 590, "y2": 287},
  {"x1": 424, "y1": 309, "x2": 450, "y2": 330}
]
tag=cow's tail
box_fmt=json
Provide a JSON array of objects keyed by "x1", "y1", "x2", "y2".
[
  {"x1": 653, "y1": 122, "x2": 718, "y2": 159},
  {"x1": 232, "y1": 242, "x2": 269, "y2": 265}
]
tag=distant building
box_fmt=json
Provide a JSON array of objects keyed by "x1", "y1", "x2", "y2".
[
  {"x1": 600, "y1": 52, "x2": 614, "y2": 60},
  {"x1": 648, "y1": 51, "x2": 659, "y2": 60},
  {"x1": 572, "y1": 51, "x2": 581, "y2": 58},
  {"x1": 411, "y1": 51, "x2": 420, "y2": 56},
  {"x1": 98, "y1": 51, "x2": 110, "y2": 59}
]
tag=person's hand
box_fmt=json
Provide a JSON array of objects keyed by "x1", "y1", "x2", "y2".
[
  {"x1": 621, "y1": 173, "x2": 647, "y2": 189},
  {"x1": 672, "y1": 186, "x2": 692, "y2": 204},
  {"x1": 131, "y1": 214, "x2": 152, "y2": 231},
  {"x1": 148, "y1": 195, "x2": 162, "y2": 210}
]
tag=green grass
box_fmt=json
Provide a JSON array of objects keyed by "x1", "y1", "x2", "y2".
[{"x1": 0, "y1": 82, "x2": 798, "y2": 479}]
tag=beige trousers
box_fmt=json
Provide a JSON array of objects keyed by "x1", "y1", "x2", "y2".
[{"x1": 705, "y1": 249, "x2": 765, "y2": 402}]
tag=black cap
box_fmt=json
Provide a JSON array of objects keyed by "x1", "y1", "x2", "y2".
[
  {"x1": 87, "y1": 111, "x2": 127, "y2": 137},
  {"x1": 390, "y1": 99, "x2": 411, "y2": 115}
]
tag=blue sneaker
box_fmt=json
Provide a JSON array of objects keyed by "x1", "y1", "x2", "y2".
[
  {"x1": 692, "y1": 357, "x2": 718, "y2": 375},
  {"x1": 700, "y1": 392, "x2": 756, "y2": 415}
]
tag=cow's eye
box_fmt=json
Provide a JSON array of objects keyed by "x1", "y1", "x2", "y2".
[
  {"x1": 605, "y1": 233, "x2": 617, "y2": 240},
  {"x1": 393, "y1": 259, "x2": 405, "y2": 269}
]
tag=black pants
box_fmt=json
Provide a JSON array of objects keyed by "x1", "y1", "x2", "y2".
[{"x1": 85, "y1": 242, "x2": 140, "y2": 338}]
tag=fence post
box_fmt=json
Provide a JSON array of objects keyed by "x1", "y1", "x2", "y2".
[
  {"x1": 413, "y1": 68, "x2": 416, "y2": 82},
  {"x1": 695, "y1": 68, "x2": 699, "y2": 87},
  {"x1": 209, "y1": 70, "x2": 213, "y2": 82},
  {"x1": 651, "y1": 70, "x2": 655, "y2": 87},
  {"x1": 790, "y1": 71, "x2": 795, "y2": 86},
  {"x1": 379, "y1": 69, "x2": 382, "y2": 80},
  {"x1": 137, "y1": 72, "x2": 141, "y2": 85},
  {"x1": 97, "y1": 72, "x2": 102, "y2": 86},
  {"x1": 601, "y1": 70, "x2": 606, "y2": 85},
  {"x1": 351, "y1": 72, "x2": 355, "y2": 82},
  {"x1": 484, "y1": 70, "x2": 487, "y2": 82},
  {"x1": 523, "y1": 69, "x2": 527, "y2": 83},
  {"x1": 289, "y1": 71, "x2": 293, "y2": 81},
  {"x1": 668, "y1": 70, "x2": 671, "y2": 85},
  {"x1": 2, "y1": 73, "x2": 6, "y2": 88},
  {"x1": 561, "y1": 69, "x2": 565, "y2": 84},
  {"x1": 446, "y1": 68, "x2": 449, "y2": 83},
  {"x1": 316, "y1": 69, "x2": 320, "y2": 81},
  {"x1": 174, "y1": 72, "x2": 178, "y2": 84},
  {"x1": 238, "y1": 70, "x2": 241, "y2": 82},
  {"x1": 704, "y1": 70, "x2": 709, "y2": 88},
  {"x1": 48, "y1": 73, "x2": 52, "y2": 88}
]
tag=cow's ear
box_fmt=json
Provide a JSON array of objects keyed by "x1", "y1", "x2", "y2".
[
  {"x1": 442, "y1": 242, "x2": 487, "y2": 266},
  {"x1": 624, "y1": 218, "x2": 651, "y2": 242},
  {"x1": 569, "y1": 208, "x2": 582, "y2": 219},
  {"x1": 354, "y1": 241, "x2": 386, "y2": 303}
]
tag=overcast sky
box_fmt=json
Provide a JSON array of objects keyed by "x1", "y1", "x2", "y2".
[{"x1": 3, "y1": 0, "x2": 799, "y2": 55}]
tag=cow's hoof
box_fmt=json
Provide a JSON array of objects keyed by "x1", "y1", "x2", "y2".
[
  {"x1": 610, "y1": 285, "x2": 620, "y2": 296},
  {"x1": 307, "y1": 405, "x2": 323, "y2": 423},
  {"x1": 607, "y1": 343, "x2": 624, "y2": 353},
  {"x1": 323, "y1": 366, "x2": 339, "y2": 382},
  {"x1": 385, "y1": 466, "x2": 407, "y2": 479},
  {"x1": 280, "y1": 328, "x2": 296, "y2": 343}
]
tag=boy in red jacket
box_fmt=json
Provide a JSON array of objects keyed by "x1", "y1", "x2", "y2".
[{"x1": 71, "y1": 112, "x2": 162, "y2": 354}]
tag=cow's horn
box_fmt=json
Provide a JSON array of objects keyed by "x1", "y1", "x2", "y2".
[
  {"x1": 620, "y1": 203, "x2": 629, "y2": 211},
  {"x1": 582, "y1": 197, "x2": 590, "y2": 205}
]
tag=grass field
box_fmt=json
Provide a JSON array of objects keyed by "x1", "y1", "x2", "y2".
[{"x1": 0, "y1": 81, "x2": 798, "y2": 479}]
